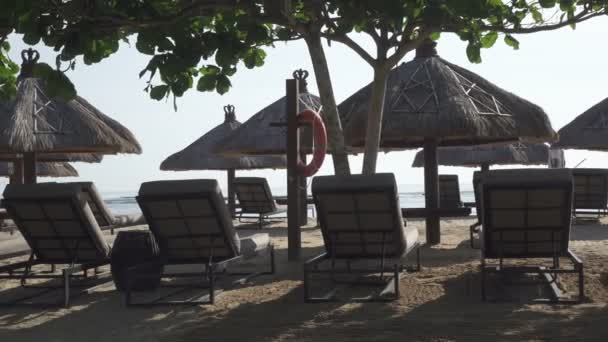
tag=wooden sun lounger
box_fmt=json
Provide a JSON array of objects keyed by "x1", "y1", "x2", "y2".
[
  {"x1": 305, "y1": 173, "x2": 421, "y2": 302},
  {"x1": 571, "y1": 168, "x2": 608, "y2": 220},
  {"x1": 126, "y1": 179, "x2": 275, "y2": 306},
  {"x1": 478, "y1": 169, "x2": 584, "y2": 303},
  {"x1": 233, "y1": 177, "x2": 287, "y2": 229},
  {"x1": 0, "y1": 183, "x2": 112, "y2": 307}
]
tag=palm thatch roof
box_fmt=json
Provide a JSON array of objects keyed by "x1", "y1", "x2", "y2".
[
  {"x1": 0, "y1": 161, "x2": 78, "y2": 177},
  {"x1": 218, "y1": 71, "x2": 323, "y2": 156},
  {"x1": 553, "y1": 97, "x2": 608, "y2": 151},
  {"x1": 340, "y1": 41, "x2": 557, "y2": 149},
  {"x1": 411, "y1": 143, "x2": 552, "y2": 168},
  {"x1": 0, "y1": 49, "x2": 142, "y2": 155},
  {"x1": 160, "y1": 105, "x2": 285, "y2": 170}
]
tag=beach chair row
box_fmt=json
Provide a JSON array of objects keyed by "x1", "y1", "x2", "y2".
[{"x1": 0, "y1": 169, "x2": 584, "y2": 307}]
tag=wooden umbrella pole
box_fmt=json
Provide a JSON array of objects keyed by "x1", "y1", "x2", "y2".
[
  {"x1": 286, "y1": 78, "x2": 301, "y2": 261},
  {"x1": 424, "y1": 138, "x2": 440, "y2": 245},
  {"x1": 23, "y1": 152, "x2": 37, "y2": 184},
  {"x1": 11, "y1": 158, "x2": 24, "y2": 184},
  {"x1": 227, "y1": 168, "x2": 236, "y2": 217},
  {"x1": 481, "y1": 163, "x2": 490, "y2": 172}
]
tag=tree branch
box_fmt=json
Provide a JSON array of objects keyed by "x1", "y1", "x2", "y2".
[
  {"x1": 322, "y1": 32, "x2": 376, "y2": 66},
  {"x1": 482, "y1": 10, "x2": 605, "y2": 33},
  {"x1": 384, "y1": 26, "x2": 433, "y2": 70}
]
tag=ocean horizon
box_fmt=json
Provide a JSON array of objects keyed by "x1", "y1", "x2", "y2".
[{"x1": 103, "y1": 185, "x2": 476, "y2": 215}]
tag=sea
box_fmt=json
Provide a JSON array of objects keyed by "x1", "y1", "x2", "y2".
[{"x1": 102, "y1": 188, "x2": 477, "y2": 215}]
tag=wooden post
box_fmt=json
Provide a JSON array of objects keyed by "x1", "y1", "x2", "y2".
[
  {"x1": 10, "y1": 158, "x2": 24, "y2": 184},
  {"x1": 299, "y1": 151, "x2": 308, "y2": 226},
  {"x1": 480, "y1": 163, "x2": 490, "y2": 172},
  {"x1": 424, "y1": 138, "x2": 440, "y2": 245},
  {"x1": 227, "y1": 168, "x2": 236, "y2": 217},
  {"x1": 23, "y1": 152, "x2": 37, "y2": 184},
  {"x1": 286, "y1": 78, "x2": 301, "y2": 261}
]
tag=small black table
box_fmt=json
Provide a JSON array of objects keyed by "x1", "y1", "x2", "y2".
[{"x1": 110, "y1": 230, "x2": 163, "y2": 292}]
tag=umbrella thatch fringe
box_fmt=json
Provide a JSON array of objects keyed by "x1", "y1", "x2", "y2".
[
  {"x1": 411, "y1": 143, "x2": 551, "y2": 168},
  {"x1": 553, "y1": 97, "x2": 608, "y2": 151},
  {"x1": 0, "y1": 161, "x2": 78, "y2": 177},
  {"x1": 0, "y1": 152, "x2": 103, "y2": 163}
]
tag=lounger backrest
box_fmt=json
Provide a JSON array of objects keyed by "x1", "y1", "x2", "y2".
[
  {"x1": 65, "y1": 182, "x2": 115, "y2": 227},
  {"x1": 439, "y1": 175, "x2": 462, "y2": 208},
  {"x1": 2, "y1": 183, "x2": 110, "y2": 263},
  {"x1": 312, "y1": 173, "x2": 408, "y2": 258},
  {"x1": 137, "y1": 179, "x2": 240, "y2": 263},
  {"x1": 571, "y1": 169, "x2": 608, "y2": 210},
  {"x1": 480, "y1": 169, "x2": 573, "y2": 259},
  {"x1": 233, "y1": 177, "x2": 277, "y2": 214}
]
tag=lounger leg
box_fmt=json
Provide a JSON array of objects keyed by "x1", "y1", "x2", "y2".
[
  {"x1": 481, "y1": 259, "x2": 487, "y2": 301},
  {"x1": 63, "y1": 269, "x2": 70, "y2": 307},
  {"x1": 20, "y1": 254, "x2": 35, "y2": 286},
  {"x1": 578, "y1": 263, "x2": 585, "y2": 303},
  {"x1": 208, "y1": 264, "x2": 215, "y2": 304},
  {"x1": 270, "y1": 245, "x2": 276, "y2": 274},
  {"x1": 303, "y1": 263, "x2": 310, "y2": 302},
  {"x1": 258, "y1": 214, "x2": 263, "y2": 229},
  {"x1": 393, "y1": 264, "x2": 400, "y2": 299}
]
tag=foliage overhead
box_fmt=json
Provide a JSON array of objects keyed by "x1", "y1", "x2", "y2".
[{"x1": 0, "y1": 0, "x2": 606, "y2": 102}]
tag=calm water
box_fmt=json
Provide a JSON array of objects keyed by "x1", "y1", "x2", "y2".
[{"x1": 103, "y1": 190, "x2": 476, "y2": 215}]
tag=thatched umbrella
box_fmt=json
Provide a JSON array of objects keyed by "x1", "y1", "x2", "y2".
[
  {"x1": 411, "y1": 143, "x2": 557, "y2": 170},
  {"x1": 1, "y1": 161, "x2": 78, "y2": 181},
  {"x1": 160, "y1": 105, "x2": 286, "y2": 215},
  {"x1": 553, "y1": 97, "x2": 608, "y2": 151},
  {"x1": 218, "y1": 70, "x2": 323, "y2": 156},
  {"x1": 0, "y1": 49, "x2": 141, "y2": 183},
  {"x1": 340, "y1": 40, "x2": 557, "y2": 244}
]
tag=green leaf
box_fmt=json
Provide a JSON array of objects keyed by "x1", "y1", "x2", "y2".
[
  {"x1": 539, "y1": 0, "x2": 556, "y2": 8},
  {"x1": 530, "y1": 7, "x2": 543, "y2": 23},
  {"x1": 480, "y1": 32, "x2": 498, "y2": 48},
  {"x1": 150, "y1": 85, "x2": 169, "y2": 100},
  {"x1": 197, "y1": 74, "x2": 217, "y2": 92},
  {"x1": 216, "y1": 74, "x2": 231, "y2": 94},
  {"x1": 504, "y1": 35, "x2": 520, "y2": 50},
  {"x1": 466, "y1": 43, "x2": 482, "y2": 63},
  {"x1": 429, "y1": 32, "x2": 441, "y2": 41}
]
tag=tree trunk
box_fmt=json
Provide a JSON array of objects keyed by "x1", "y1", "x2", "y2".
[
  {"x1": 304, "y1": 34, "x2": 350, "y2": 176},
  {"x1": 361, "y1": 68, "x2": 389, "y2": 175}
]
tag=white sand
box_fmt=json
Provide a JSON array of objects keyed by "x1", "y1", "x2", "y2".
[{"x1": 0, "y1": 217, "x2": 607, "y2": 341}]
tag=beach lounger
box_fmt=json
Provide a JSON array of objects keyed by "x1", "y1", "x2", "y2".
[
  {"x1": 571, "y1": 169, "x2": 608, "y2": 220},
  {"x1": 401, "y1": 175, "x2": 471, "y2": 218},
  {"x1": 478, "y1": 169, "x2": 584, "y2": 303},
  {"x1": 0, "y1": 183, "x2": 112, "y2": 307},
  {"x1": 128, "y1": 179, "x2": 275, "y2": 306},
  {"x1": 439, "y1": 175, "x2": 463, "y2": 208},
  {"x1": 65, "y1": 182, "x2": 146, "y2": 233},
  {"x1": 233, "y1": 177, "x2": 287, "y2": 229},
  {"x1": 305, "y1": 173, "x2": 421, "y2": 302}
]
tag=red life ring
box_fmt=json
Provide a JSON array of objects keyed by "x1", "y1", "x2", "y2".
[{"x1": 297, "y1": 109, "x2": 327, "y2": 177}]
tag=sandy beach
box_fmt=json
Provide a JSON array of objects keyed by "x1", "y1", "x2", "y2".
[{"x1": 0, "y1": 216, "x2": 607, "y2": 342}]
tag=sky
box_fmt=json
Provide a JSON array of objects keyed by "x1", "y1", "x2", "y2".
[{"x1": 4, "y1": 17, "x2": 608, "y2": 195}]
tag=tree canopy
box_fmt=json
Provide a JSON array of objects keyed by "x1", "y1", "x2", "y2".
[{"x1": 1, "y1": 1, "x2": 606, "y2": 102}]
